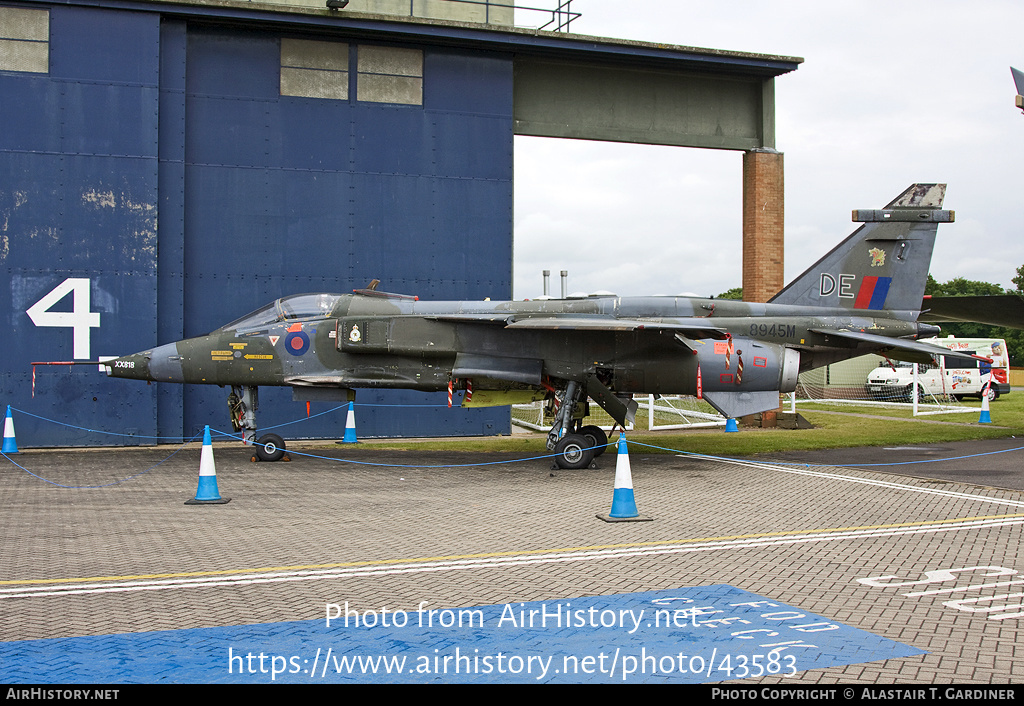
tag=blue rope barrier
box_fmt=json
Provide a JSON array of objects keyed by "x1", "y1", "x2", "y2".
[
  {"x1": 207, "y1": 426, "x2": 611, "y2": 468},
  {"x1": 10, "y1": 400, "x2": 454, "y2": 439},
  {"x1": 5, "y1": 403, "x2": 1023, "y2": 483},
  {"x1": 626, "y1": 439, "x2": 1024, "y2": 468},
  {"x1": 10, "y1": 407, "x2": 195, "y2": 442},
  {"x1": 257, "y1": 404, "x2": 348, "y2": 432},
  {"x1": 1, "y1": 431, "x2": 202, "y2": 488}
]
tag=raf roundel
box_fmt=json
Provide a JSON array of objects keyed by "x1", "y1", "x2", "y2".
[{"x1": 284, "y1": 330, "x2": 310, "y2": 356}]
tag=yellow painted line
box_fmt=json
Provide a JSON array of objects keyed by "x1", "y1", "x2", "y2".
[{"x1": 4, "y1": 512, "x2": 1023, "y2": 588}]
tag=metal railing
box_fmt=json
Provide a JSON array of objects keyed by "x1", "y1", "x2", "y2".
[
  {"x1": 416, "y1": 0, "x2": 579, "y2": 30},
  {"x1": 531, "y1": 0, "x2": 578, "y2": 31},
  {"x1": 314, "y1": 0, "x2": 580, "y2": 31},
  {"x1": 511, "y1": 395, "x2": 726, "y2": 433}
]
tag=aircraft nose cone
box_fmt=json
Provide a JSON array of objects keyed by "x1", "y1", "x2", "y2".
[
  {"x1": 148, "y1": 342, "x2": 185, "y2": 382},
  {"x1": 105, "y1": 350, "x2": 154, "y2": 381},
  {"x1": 106, "y1": 343, "x2": 184, "y2": 382}
]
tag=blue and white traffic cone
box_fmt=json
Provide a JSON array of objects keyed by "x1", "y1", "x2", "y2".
[
  {"x1": 342, "y1": 401, "x2": 358, "y2": 443},
  {"x1": 185, "y1": 426, "x2": 230, "y2": 505},
  {"x1": 597, "y1": 435, "x2": 651, "y2": 522},
  {"x1": 725, "y1": 418, "x2": 739, "y2": 433},
  {"x1": 2, "y1": 406, "x2": 17, "y2": 454},
  {"x1": 978, "y1": 389, "x2": 992, "y2": 424}
]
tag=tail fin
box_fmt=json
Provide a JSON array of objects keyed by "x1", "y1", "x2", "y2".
[
  {"x1": 1012, "y1": 66, "x2": 1024, "y2": 99},
  {"x1": 770, "y1": 184, "x2": 953, "y2": 316},
  {"x1": 1012, "y1": 67, "x2": 1024, "y2": 113}
]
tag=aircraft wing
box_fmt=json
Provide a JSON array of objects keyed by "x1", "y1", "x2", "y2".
[
  {"x1": 807, "y1": 328, "x2": 989, "y2": 362},
  {"x1": 505, "y1": 316, "x2": 729, "y2": 339},
  {"x1": 431, "y1": 313, "x2": 729, "y2": 338},
  {"x1": 918, "y1": 294, "x2": 1024, "y2": 330},
  {"x1": 427, "y1": 313, "x2": 513, "y2": 324}
]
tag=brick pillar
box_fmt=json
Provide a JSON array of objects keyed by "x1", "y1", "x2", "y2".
[
  {"x1": 742, "y1": 149, "x2": 784, "y2": 303},
  {"x1": 742, "y1": 149, "x2": 784, "y2": 428}
]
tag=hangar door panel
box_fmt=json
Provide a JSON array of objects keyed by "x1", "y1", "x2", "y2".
[
  {"x1": 0, "y1": 7, "x2": 160, "y2": 447},
  {"x1": 178, "y1": 30, "x2": 514, "y2": 439}
]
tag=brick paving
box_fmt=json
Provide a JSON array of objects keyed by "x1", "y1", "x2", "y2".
[{"x1": 2, "y1": 441, "x2": 1023, "y2": 682}]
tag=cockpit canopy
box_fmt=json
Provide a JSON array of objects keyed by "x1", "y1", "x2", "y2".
[{"x1": 217, "y1": 293, "x2": 344, "y2": 332}]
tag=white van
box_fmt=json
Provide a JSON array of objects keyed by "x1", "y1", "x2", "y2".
[{"x1": 865, "y1": 337, "x2": 1010, "y2": 402}]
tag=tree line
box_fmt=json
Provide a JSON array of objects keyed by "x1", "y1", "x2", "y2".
[{"x1": 923, "y1": 269, "x2": 1024, "y2": 365}]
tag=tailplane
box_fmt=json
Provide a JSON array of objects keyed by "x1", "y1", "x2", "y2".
[{"x1": 770, "y1": 184, "x2": 953, "y2": 316}]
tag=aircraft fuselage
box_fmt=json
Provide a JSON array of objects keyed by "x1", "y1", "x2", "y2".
[{"x1": 109, "y1": 292, "x2": 929, "y2": 400}]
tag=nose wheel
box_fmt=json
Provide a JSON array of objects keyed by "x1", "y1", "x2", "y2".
[
  {"x1": 228, "y1": 386, "x2": 291, "y2": 462},
  {"x1": 254, "y1": 433, "x2": 287, "y2": 462}
]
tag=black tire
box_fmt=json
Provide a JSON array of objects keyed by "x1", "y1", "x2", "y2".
[
  {"x1": 905, "y1": 385, "x2": 925, "y2": 403},
  {"x1": 255, "y1": 433, "x2": 286, "y2": 462},
  {"x1": 553, "y1": 433, "x2": 594, "y2": 470},
  {"x1": 578, "y1": 425, "x2": 608, "y2": 458},
  {"x1": 983, "y1": 386, "x2": 999, "y2": 402}
]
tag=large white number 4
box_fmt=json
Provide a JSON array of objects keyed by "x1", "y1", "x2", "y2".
[{"x1": 26, "y1": 278, "x2": 101, "y2": 360}]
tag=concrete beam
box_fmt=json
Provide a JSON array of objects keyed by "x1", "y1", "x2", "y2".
[{"x1": 513, "y1": 58, "x2": 775, "y2": 150}]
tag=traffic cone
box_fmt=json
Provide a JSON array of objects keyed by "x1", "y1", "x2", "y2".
[
  {"x1": 342, "y1": 401, "x2": 358, "y2": 443},
  {"x1": 978, "y1": 390, "x2": 992, "y2": 424},
  {"x1": 725, "y1": 418, "x2": 739, "y2": 432},
  {"x1": 185, "y1": 426, "x2": 230, "y2": 505},
  {"x1": 597, "y1": 435, "x2": 651, "y2": 522},
  {"x1": 2, "y1": 406, "x2": 17, "y2": 454}
]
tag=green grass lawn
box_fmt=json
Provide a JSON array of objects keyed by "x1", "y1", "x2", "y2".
[{"x1": 332, "y1": 393, "x2": 1024, "y2": 457}]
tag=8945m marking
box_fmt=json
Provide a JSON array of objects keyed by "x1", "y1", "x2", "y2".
[{"x1": 749, "y1": 323, "x2": 796, "y2": 339}]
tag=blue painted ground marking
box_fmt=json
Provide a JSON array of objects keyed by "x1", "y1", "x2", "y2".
[{"x1": 2, "y1": 585, "x2": 922, "y2": 683}]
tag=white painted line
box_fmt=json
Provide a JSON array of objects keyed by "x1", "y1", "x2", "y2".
[
  {"x1": 904, "y1": 579, "x2": 1024, "y2": 597},
  {"x1": 5, "y1": 516, "x2": 1023, "y2": 600},
  {"x1": 682, "y1": 454, "x2": 1024, "y2": 509},
  {"x1": 943, "y1": 592, "x2": 1024, "y2": 614}
]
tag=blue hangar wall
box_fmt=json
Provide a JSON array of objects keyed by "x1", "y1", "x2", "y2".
[{"x1": 0, "y1": 3, "x2": 514, "y2": 446}]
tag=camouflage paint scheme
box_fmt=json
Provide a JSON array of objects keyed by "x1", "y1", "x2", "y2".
[{"x1": 106, "y1": 184, "x2": 969, "y2": 467}]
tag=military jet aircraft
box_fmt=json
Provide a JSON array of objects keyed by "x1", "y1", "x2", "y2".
[{"x1": 104, "y1": 183, "x2": 977, "y2": 468}]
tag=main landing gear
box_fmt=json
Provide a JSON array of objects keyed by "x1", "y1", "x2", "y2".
[
  {"x1": 227, "y1": 385, "x2": 289, "y2": 462},
  {"x1": 546, "y1": 380, "x2": 610, "y2": 470}
]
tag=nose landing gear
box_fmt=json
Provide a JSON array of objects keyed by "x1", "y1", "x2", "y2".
[{"x1": 228, "y1": 385, "x2": 290, "y2": 462}]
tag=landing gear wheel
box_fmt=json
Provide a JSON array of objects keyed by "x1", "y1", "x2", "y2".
[
  {"x1": 578, "y1": 425, "x2": 608, "y2": 458},
  {"x1": 255, "y1": 433, "x2": 286, "y2": 462},
  {"x1": 553, "y1": 433, "x2": 594, "y2": 470}
]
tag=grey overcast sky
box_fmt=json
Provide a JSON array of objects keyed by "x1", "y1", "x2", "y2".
[{"x1": 512, "y1": 0, "x2": 1024, "y2": 299}]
